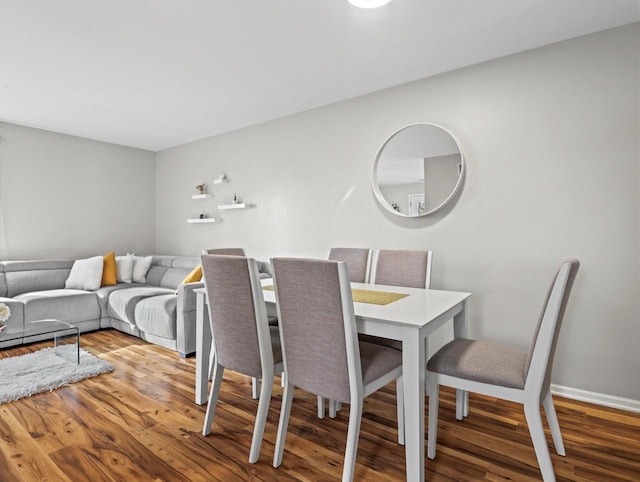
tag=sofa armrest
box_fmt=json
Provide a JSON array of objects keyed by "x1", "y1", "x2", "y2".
[
  {"x1": 174, "y1": 281, "x2": 204, "y2": 356},
  {"x1": 177, "y1": 281, "x2": 203, "y2": 312}
]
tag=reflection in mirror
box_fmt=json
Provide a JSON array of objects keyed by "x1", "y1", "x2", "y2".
[{"x1": 372, "y1": 123, "x2": 465, "y2": 217}]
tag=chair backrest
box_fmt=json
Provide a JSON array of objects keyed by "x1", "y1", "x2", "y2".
[
  {"x1": 525, "y1": 259, "x2": 580, "y2": 395},
  {"x1": 271, "y1": 258, "x2": 359, "y2": 404},
  {"x1": 370, "y1": 249, "x2": 433, "y2": 289},
  {"x1": 201, "y1": 254, "x2": 273, "y2": 378},
  {"x1": 206, "y1": 248, "x2": 246, "y2": 256},
  {"x1": 328, "y1": 247, "x2": 372, "y2": 283}
]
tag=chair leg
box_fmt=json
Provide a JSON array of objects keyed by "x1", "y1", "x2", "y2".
[
  {"x1": 463, "y1": 390, "x2": 469, "y2": 417},
  {"x1": 249, "y1": 374, "x2": 273, "y2": 463},
  {"x1": 202, "y1": 363, "x2": 224, "y2": 436},
  {"x1": 455, "y1": 389, "x2": 468, "y2": 420},
  {"x1": 252, "y1": 377, "x2": 260, "y2": 399},
  {"x1": 427, "y1": 376, "x2": 439, "y2": 460},
  {"x1": 524, "y1": 401, "x2": 556, "y2": 482},
  {"x1": 329, "y1": 399, "x2": 338, "y2": 418},
  {"x1": 343, "y1": 396, "x2": 363, "y2": 482},
  {"x1": 396, "y1": 376, "x2": 405, "y2": 446},
  {"x1": 273, "y1": 382, "x2": 294, "y2": 468},
  {"x1": 317, "y1": 395, "x2": 325, "y2": 419},
  {"x1": 208, "y1": 347, "x2": 215, "y2": 380},
  {"x1": 542, "y1": 392, "x2": 566, "y2": 456}
]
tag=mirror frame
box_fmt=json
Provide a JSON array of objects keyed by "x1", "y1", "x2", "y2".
[{"x1": 371, "y1": 122, "x2": 466, "y2": 218}]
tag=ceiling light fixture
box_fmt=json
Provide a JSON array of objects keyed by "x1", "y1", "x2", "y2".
[{"x1": 348, "y1": 0, "x2": 392, "y2": 9}]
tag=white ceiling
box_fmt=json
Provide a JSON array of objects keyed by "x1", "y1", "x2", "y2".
[{"x1": 1, "y1": 0, "x2": 638, "y2": 152}]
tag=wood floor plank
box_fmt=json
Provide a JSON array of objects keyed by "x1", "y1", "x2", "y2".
[
  {"x1": 0, "y1": 405, "x2": 73, "y2": 482},
  {"x1": 1, "y1": 329, "x2": 639, "y2": 481}
]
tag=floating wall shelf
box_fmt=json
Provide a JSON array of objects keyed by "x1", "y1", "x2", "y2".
[
  {"x1": 213, "y1": 174, "x2": 228, "y2": 185},
  {"x1": 218, "y1": 203, "x2": 254, "y2": 210},
  {"x1": 191, "y1": 194, "x2": 212, "y2": 200},
  {"x1": 187, "y1": 218, "x2": 217, "y2": 224}
]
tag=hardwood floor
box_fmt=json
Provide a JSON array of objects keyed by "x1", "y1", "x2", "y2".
[{"x1": 0, "y1": 330, "x2": 638, "y2": 481}]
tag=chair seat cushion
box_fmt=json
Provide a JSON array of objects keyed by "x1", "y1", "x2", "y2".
[
  {"x1": 359, "y1": 333, "x2": 402, "y2": 351},
  {"x1": 359, "y1": 341, "x2": 403, "y2": 386},
  {"x1": 427, "y1": 338, "x2": 527, "y2": 389}
]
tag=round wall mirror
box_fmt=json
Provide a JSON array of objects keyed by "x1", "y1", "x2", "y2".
[{"x1": 371, "y1": 123, "x2": 465, "y2": 217}]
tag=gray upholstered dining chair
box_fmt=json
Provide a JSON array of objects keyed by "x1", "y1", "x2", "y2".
[
  {"x1": 426, "y1": 259, "x2": 580, "y2": 482},
  {"x1": 361, "y1": 249, "x2": 433, "y2": 355},
  {"x1": 328, "y1": 247, "x2": 372, "y2": 283},
  {"x1": 325, "y1": 248, "x2": 433, "y2": 416},
  {"x1": 370, "y1": 249, "x2": 432, "y2": 289},
  {"x1": 317, "y1": 247, "x2": 372, "y2": 418},
  {"x1": 271, "y1": 258, "x2": 404, "y2": 482},
  {"x1": 204, "y1": 247, "x2": 264, "y2": 398},
  {"x1": 206, "y1": 247, "x2": 246, "y2": 256},
  {"x1": 200, "y1": 254, "x2": 283, "y2": 464}
]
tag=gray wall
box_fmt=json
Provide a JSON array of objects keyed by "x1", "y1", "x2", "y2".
[
  {"x1": 156, "y1": 24, "x2": 640, "y2": 401},
  {"x1": 0, "y1": 123, "x2": 156, "y2": 259},
  {"x1": 0, "y1": 24, "x2": 636, "y2": 403}
]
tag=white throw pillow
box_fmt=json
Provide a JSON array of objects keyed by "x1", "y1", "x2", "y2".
[
  {"x1": 116, "y1": 255, "x2": 134, "y2": 283},
  {"x1": 65, "y1": 256, "x2": 104, "y2": 291},
  {"x1": 131, "y1": 255, "x2": 153, "y2": 283}
]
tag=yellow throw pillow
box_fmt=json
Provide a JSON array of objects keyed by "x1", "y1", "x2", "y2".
[
  {"x1": 101, "y1": 252, "x2": 117, "y2": 286},
  {"x1": 182, "y1": 265, "x2": 203, "y2": 284}
]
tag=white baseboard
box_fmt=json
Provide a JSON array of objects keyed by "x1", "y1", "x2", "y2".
[{"x1": 551, "y1": 384, "x2": 640, "y2": 413}]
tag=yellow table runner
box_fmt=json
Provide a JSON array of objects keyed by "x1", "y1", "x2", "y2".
[
  {"x1": 351, "y1": 288, "x2": 408, "y2": 305},
  {"x1": 263, "y1": 285, "x2": 408, "y2": 306}
]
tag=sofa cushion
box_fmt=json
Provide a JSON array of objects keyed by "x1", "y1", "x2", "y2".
[
  {"x1": 144, "y1": 256, "x2": 200, "y2": 290},
  {"x1": 3, "y1": 260, "x2": 73, "y2": 297},
  {"x1": 160, "y1": 258, "x2": 200, "y2": 290},
  {"x1": 116, "y1": 255, "x2": 134, "y2": 283},
  {"x1": 134, "y1": 294, "x2": 177, "y2": 339},
  {"x1": 14, "y1": 289, "x2": 100, "y2": 323},
  {"x1": 181, "y1": 265, "x2": 202, "y2": 285},
  {"x1": 145, "y1": 265, "x2": 169, "y2": 287},
  {"x1": 65, "y1": 256, "x2": 104, "y2": 291},
  {"x1": 94, "y1": 284, "x2": 135, "y2": 320},
  {"x1": 101, "y1": 252, "x2": 117, "y2": 286},
  {"x1": 131, "y1": 256, "x2": 153, "y2": 283},
  {"x1": 107, "y1": 286, "x2": 175, "y2": 325}
]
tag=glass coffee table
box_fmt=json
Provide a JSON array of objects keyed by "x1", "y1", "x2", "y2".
[{"x1": 0, "y1": 319, "x2": 80, "y2": 364}]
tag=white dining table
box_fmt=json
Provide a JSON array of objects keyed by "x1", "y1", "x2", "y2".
[{"x1": 194, "y1": 280, "x2": 471, "y2": 482}]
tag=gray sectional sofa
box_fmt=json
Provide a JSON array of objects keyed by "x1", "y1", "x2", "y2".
[{"x1": 0, "y1": 255, "x2": 204, "y2": 357}]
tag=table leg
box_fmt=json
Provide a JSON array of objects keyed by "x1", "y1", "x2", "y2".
[
  {"x1": 195, "y1": 291, "x2": 211, "y2": 405},
  {"x1": 403, "y1": 327, "x2": 425, "y2": 482}
]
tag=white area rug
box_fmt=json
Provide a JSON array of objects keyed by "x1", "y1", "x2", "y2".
[{"x1": 0, "y1": 347, "x2": 114, "y2": 404}]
